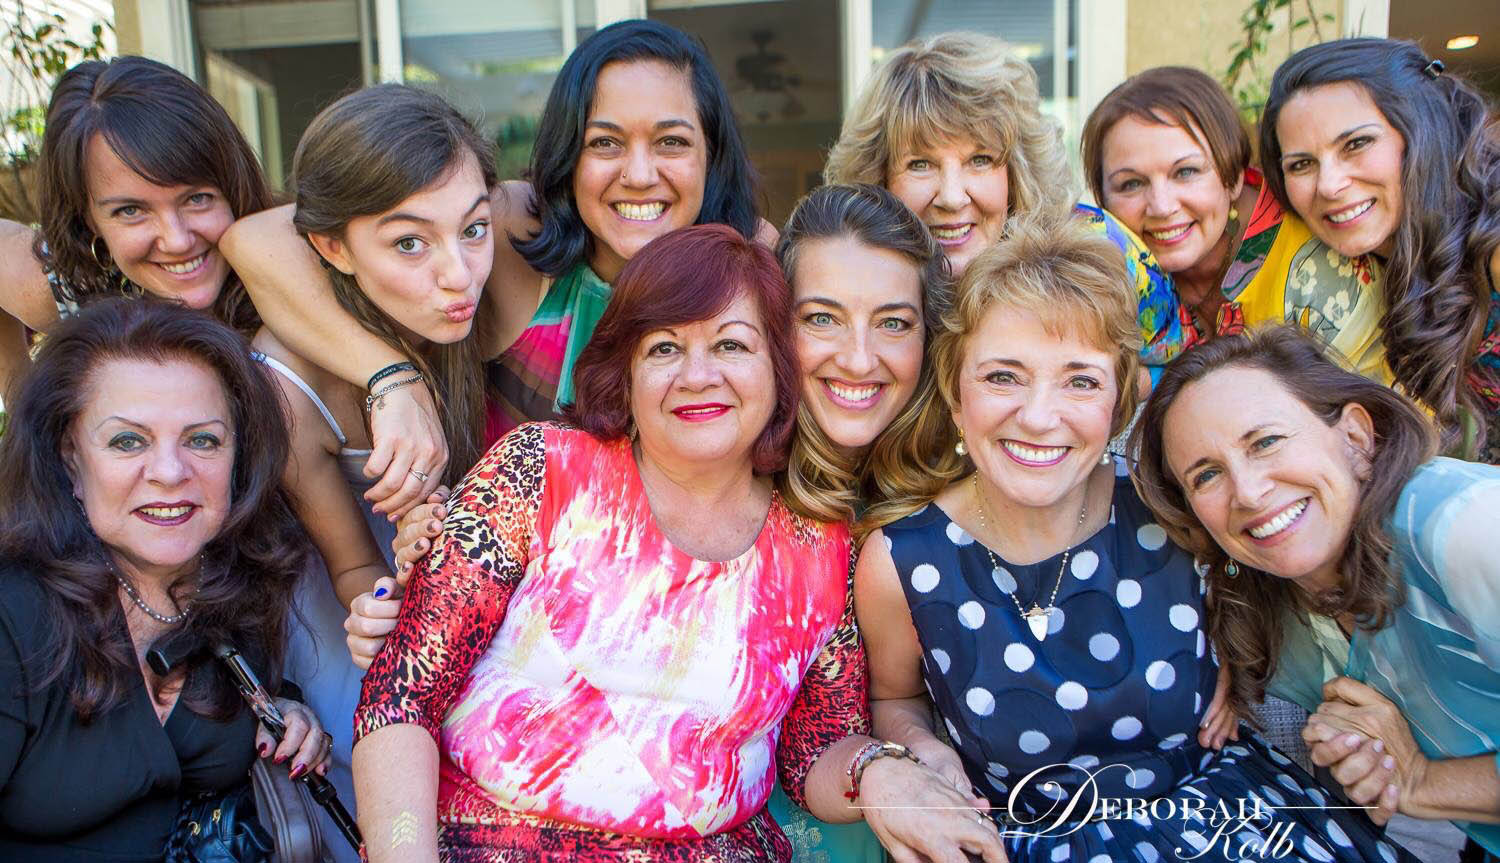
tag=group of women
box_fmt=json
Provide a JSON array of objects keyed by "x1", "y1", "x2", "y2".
[{"x1": 0, "y1": 14, "x2": 1497, "y2": 863}]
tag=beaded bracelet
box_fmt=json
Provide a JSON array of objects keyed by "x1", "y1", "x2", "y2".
[
  {"x1": 366, "y1": 361, "x2": 418, "y2": 392},
  {"x1": 364, "y1": 373, "x2": 425, "y2": 412},
  {"x1": 844, "y1": 740, "x2": 920, "y2": 801}
]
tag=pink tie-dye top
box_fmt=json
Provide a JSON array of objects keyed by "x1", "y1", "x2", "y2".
[{"x1": 355, "y1": 423, "x2": 865, "y2": 852}]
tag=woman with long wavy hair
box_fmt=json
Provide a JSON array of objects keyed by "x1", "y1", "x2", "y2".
[
  {"x1": 221, "y1": 18, "x2": 763, "y2": 518},
  {"x1": 1258, "y1": 38, "x2": 1500, "y2": 460},
  {"x1": 0, "y1": 56, "x2": 273, "y2": 393},
  {"x1": 228, "y1": 83, "x2": 498, "y2": 860},
  {"x1": 0, "y1": 299, "x2": 330, "y2": 861},
  {"x1": 1133, "y1": 324, "x2": 1500, "y2": 860}
]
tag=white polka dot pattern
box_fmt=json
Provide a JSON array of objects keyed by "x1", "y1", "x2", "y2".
[{"x1": 910, "y1": 563, "x2": 940, "y2": 593}]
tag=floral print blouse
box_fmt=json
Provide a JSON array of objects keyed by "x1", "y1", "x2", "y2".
[{"x1": 354, "y1": 423, "x2": 868, "y2": 862}]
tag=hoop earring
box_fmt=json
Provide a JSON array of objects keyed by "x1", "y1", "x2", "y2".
[
  {"x1": 89, "y1": 235, "x2": 113, "y2": 272},
  {"x1": 89, "y1": 235, "x2": 137, "y2": 294},
  {"x1": 955, "y1": 429, "x2": 967, "y2": 457}
]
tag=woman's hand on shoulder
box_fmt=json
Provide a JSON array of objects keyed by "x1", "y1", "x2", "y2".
[
  {"x1": 392, "y1": 488, "x2": 449, "y2": 582},
  {"x1": 261, "y1": 698, "x2": 335, "y2": 779},
  {"x1": 859, "y1": 755, "x2": 1009, "y2": 863},
  {"x1": 345, "y1": 577, "x2": 403, "y2": 670}
]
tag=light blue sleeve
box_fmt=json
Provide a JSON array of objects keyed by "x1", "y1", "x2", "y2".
[{"x1": 1396, "y1": 458, "x2": 1500, "y2": 668}]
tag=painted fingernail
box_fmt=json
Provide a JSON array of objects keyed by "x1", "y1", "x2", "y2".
[
  {"x1": 1383, "y1": 756, "x2": 1395, "y2": 770},
  {"x1": 274, "y1": 753, "x2": 288, "y2": 764},
  {"x1": 1343, "y1": 734, "x2": 1362, "y2": 747},
  {"x1": 258, "y1": 743, "x2": 269, "y2": 757},
  {"x1": 374, "y1": 586, "x2": 389, "y2": 599},
  {"x1": 1372, "y1": 739, "x2": 1384, "y2": 753},
  {"x1": 289, "y1": 763, "x2": 306, "y2": 779}
]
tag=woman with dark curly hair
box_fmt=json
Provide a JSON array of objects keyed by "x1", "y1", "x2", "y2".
[
  {"x1": 222, "y1": 18, "x2": 764, "y2": 518},
  {"x1": 1134, "y1": 324, "x2": 1500, "y2": 859},
  {"x1": 0, "y1": 56, "x2": 274, "y2": 394},
  {"x1": 1259, "y1": 38, "x2": 1500, "y2": 460},
  {"x1": 0, "y1": 299, "x2": 331, "y2": 861}
]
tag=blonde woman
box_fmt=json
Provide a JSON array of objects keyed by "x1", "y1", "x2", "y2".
[
  {"x1": 855, "y1": 213, "x2": 1416, "y2": 862},
  {"x1": 825, "y1": 32, "x2": 1197, "y2": 380}
]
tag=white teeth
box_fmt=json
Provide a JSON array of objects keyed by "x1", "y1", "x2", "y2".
[
  {"x1": 828, "y1": 381, "x2": 880, "y2": 403},
  {"x1": 1147, "y1": 225, "x2": 1192, "y2": 242},
  {"x1": 930, "y1": 225, "x2": 972, "y2": 240},
  {"x1": 1001, "y1": 440, "x2": 1068, "y2": 464},
  {"x1": 1248, "y1": 499, "x2": 1308, "y2": 539},
  {"x1": 613, "y1": 202, "x2": 665, "y2": 221},
  {"x1": 159, "y1": 254, "x2": 206, "y2": 275},
  {"x1": 677, "y1": 407, "x2": 722, "y2": 415},
  {"x1": 140, "y1": 505, "x2": 191, "y2": 518},
  {"x1": 1327, "y1": 200, "x2": 1372, "y2": 224}
]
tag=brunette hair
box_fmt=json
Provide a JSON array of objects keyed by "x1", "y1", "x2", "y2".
[
  {"x1": 824, "y1": 32, "x2": 1074, "y2": 220},
  {"x1": 1131, "y1": 325, "x2": 1438, "y2": 714},
  {"x1": 773, "y1": 184, "x2": 956, "y2": 525},
  {"x1": 566, "y1": 224, "x2": 797, "y2": 474},
  {"x1": 34, "y1": 56, "x2": 273, "y2": 333},
  {"x1": 1081, "y1": 66, "x2": 1250, "y2": 206},
  {"x1": 291, "y1": 84, "x2": 496, "y2": 485},
  {"x1": 515, "y1": 19, "x2": 760, "y2": 277},
  {"x1": 0, "y1": 298, "x2": 309, "y2": 722},
  {"x1": 1259, "y1": 38, "x2": 1499, "y2": 451}
]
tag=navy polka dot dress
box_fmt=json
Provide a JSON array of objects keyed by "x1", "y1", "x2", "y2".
[{"x1": 883, "y1": 461, "x2": 1416, "y2": 863}]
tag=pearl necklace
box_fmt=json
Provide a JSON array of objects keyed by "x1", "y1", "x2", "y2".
[
  {"x1": 972, "y1": 474, "x2": 1088, "y2": 642},
  {"x1": 115, "y1": 574, "x2": 191, "y2": 625}
]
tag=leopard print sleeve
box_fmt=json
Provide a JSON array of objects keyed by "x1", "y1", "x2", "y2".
[
  {"x1": 775, "y1": 545, "x2": 871, "y2": 810},
  {"x1": 354, "y1": 422, "x2": 548, "y2": 742}
]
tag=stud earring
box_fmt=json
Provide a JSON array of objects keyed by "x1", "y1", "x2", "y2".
[
  {"x1": 1100, "y1": 450, "x2": 1113, "y2": 465},
  {"x1": 955, "y1": 430, "x2": 967, "y2": 457}
]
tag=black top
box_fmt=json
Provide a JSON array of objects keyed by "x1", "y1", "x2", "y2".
[{"x1": 0, "y1": 559, "x2": 258, "y2": 862}]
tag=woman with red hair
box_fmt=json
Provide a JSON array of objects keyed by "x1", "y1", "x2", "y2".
[{"x1": 352, "y1": 224, "x2": 1003, "y2": 862}]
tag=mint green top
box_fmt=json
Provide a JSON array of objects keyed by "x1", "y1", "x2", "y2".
[{"x1": 1270, "y1": 457, "x2": 1500, "y2": 855}]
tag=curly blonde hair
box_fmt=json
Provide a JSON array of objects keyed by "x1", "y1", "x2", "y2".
[{"x1": 824, "y1": 32, "x2": 1076, "y2": 220}]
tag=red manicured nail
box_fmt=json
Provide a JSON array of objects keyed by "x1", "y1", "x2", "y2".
[
  {"x1": 258, "y1": 743, "x2": 269, "y2": 757},
  {"x1": 289, "y1": 763, "x2": 305, "y2": 779}
]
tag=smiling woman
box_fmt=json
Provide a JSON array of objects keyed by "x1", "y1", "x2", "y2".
[
  {"x1": 0, "y1": 56, "x2": 274, "y2": 396},
  {"x1": 0, "y1": 299, "x2": 332, "y2": 862},
  {"x1": 1133, "y1": 325, "x2": 1500, "y2": 858},
  {"x1": 222, "y1": 20, "x2": 764, "y2": 520},
  {"x1": 1258, "y1": 39, "x2": 1500, "y2": 457}
]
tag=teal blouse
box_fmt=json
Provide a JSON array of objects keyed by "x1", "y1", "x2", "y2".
[{"x1": 1270, "y1": 457, "x2": 1500, "y2": 855}]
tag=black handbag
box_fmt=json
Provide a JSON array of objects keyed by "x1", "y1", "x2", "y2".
[{"x1": 163, "y1": 782, "x2": 273, "y2": 863}]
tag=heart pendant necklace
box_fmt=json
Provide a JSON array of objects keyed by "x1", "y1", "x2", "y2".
[{"x1": 972, "y1": 473, "x2": 1088, "y2": 643}]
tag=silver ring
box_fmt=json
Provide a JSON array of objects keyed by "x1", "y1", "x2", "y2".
[{"x1": 410, "y1": 468, "x2": 430, "y2": 483}]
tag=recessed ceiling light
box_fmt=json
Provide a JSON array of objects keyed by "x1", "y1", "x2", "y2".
[{"x1": 1446, "y1": 35, "x2": 1479, "y2": 50}]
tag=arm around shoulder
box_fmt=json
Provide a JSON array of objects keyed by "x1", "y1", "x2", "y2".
[{"x1": 221, "y1": 206, "x2": 408, "y2": 386}]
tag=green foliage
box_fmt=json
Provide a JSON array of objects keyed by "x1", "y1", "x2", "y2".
[
  {"x1": 1, "y1": 2, "x2": 111, "y2": 221},
  {"x1": 1223, "y1": 0, "x2": 1333, "y2": 123}
]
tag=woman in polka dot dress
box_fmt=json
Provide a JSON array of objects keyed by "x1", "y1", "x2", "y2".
[{"x1": 854, "y1": 215, "x2": 1417, "y2": 863}]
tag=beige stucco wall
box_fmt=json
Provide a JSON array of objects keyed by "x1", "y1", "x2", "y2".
[{"x1": 1125, "y1": 0, "x2": 1344, "y2": 80}]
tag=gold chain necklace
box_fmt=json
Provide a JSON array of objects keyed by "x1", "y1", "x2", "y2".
[{"x1": 971, "y1": 473, "x2": 1088, "y2": 642}]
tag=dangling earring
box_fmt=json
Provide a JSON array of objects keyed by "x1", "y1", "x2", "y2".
[
  {"x1": 955, "y1": 429, "x2": 967, "y2": 457},
  {"x1": 1100, "y1": 450, "x2": 1113, "y2": 465},
  {"x1": 1228, "y1": 206, "x2": 1239, "y2": 223},
  {"x1": 1224, "y1": 560, "x2": 1240, "y2": 578}
]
